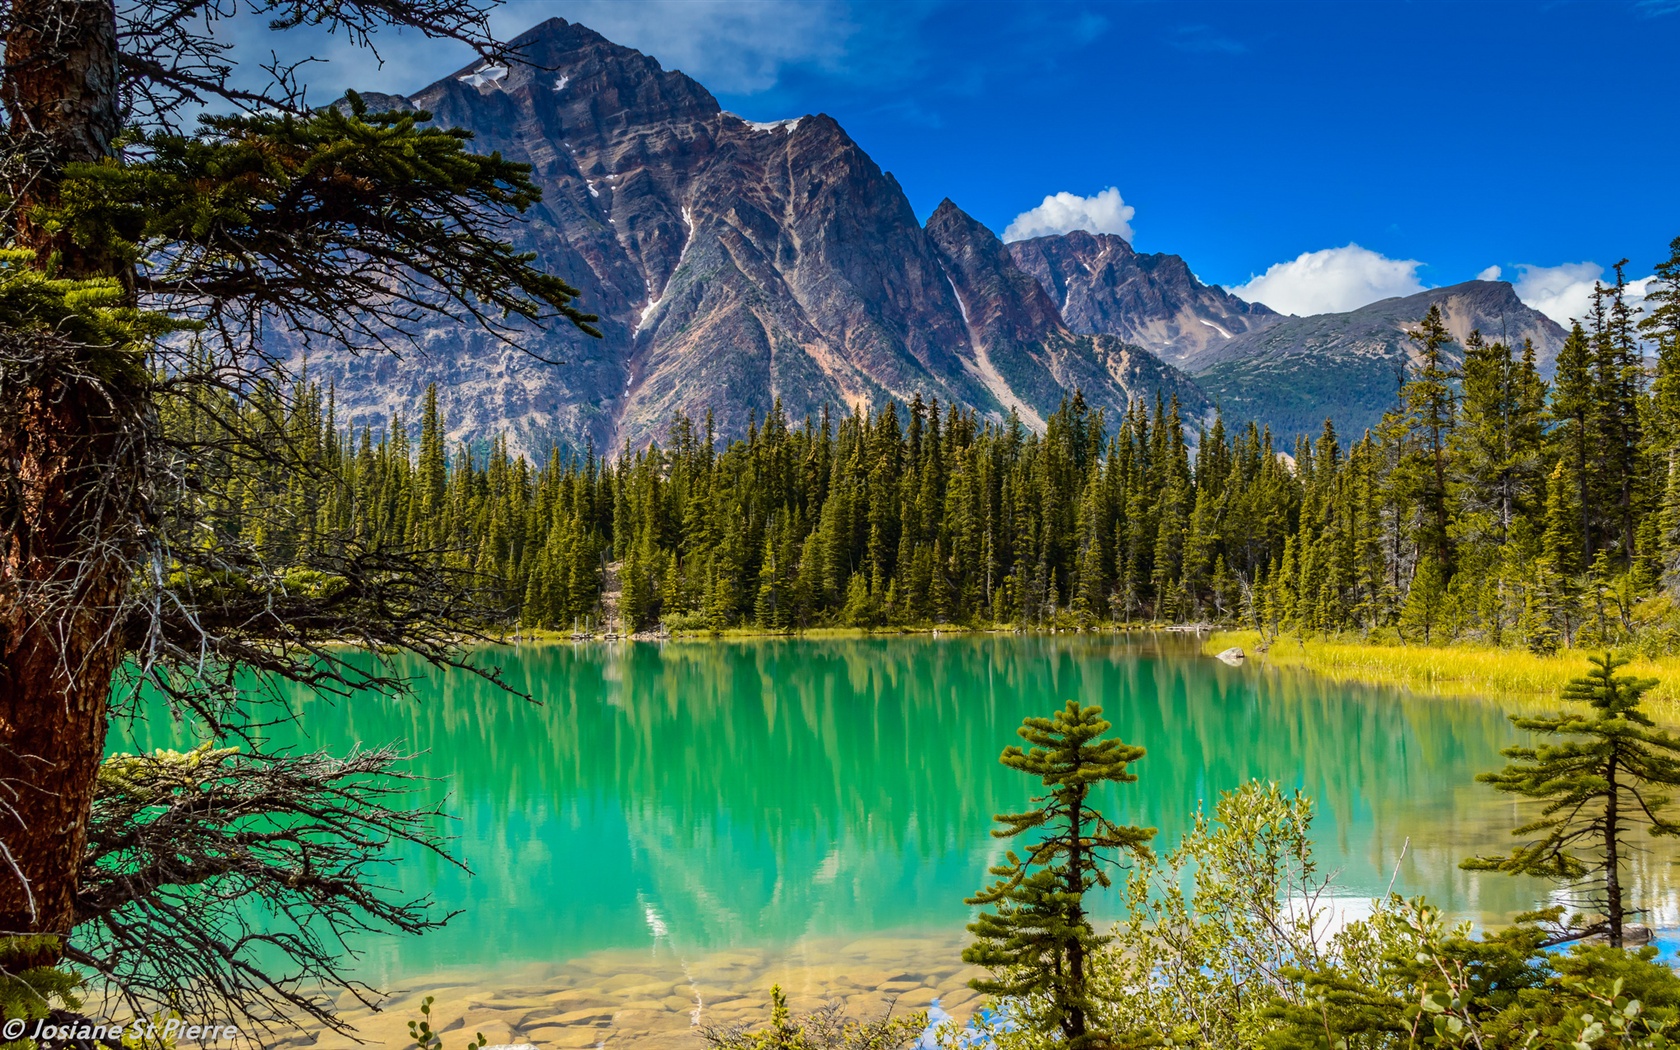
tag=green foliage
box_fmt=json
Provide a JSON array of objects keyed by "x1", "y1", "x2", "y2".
[
  {"x1": 406, "y1": 996, "x2": 486, "y2": 1050},
  {"x1": 1095, "y1": 781, "x2": 1350, "y2": 1048},
  {"x1": 0, "y1": 247, "x2": 182, "y2": 388},
  {"x1": 701, "y1": 986, "x2": 927, "y2": 1050},
  {"x1": 54, "y1": 94, "x2": 597, "y2": 335},
  {"x1": 1463, "y1": 653, "x2": 1680, "y2": 944},
  {"x1": 0, "y1": 936, "x2": 82, "y2": 1050},
  {"x1": 944, "y1": 766, "x2": 1680, "y2": 1050},
  {"x1": 1259, "y1": 902, "x2": 1680, "y2": 1049},
  {"x1": 964, "y1": 700, "x2": 1155, "y2": 1050}
]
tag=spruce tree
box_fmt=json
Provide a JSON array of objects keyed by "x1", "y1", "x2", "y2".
[
  {"x1": 1463, "y1": 653, "x2": 1680, "y2": 947},
  {"x1": 1552, "y1": 321, "x2": 1596, "y2": 566},
  {"x1": 964, "y1": 700, "x2": 1155, "y2": 1049},
  {"x1": 1642, "y1": 236, "x2": 1680, "y2": 599},
  {"x1": 1402, "y1": 305, "x2": 1459, "y2": 574}
]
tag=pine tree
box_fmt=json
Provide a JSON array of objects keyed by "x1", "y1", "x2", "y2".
[
  {"x1": 1552, "y1": 321, "x2": 1596, "y2": 566},
  {"x1": 1642, "y1": 236, "x2": 1680, "y2": 599},
  {"x1": 1593, "y1": 266, "x2": 1647, "y2": 566},
  {"x1": 1399, "y1": 554, "x2": 1446, "y2": 644},
  {"x1": 0, "y1": 0, "x2": 601, "y2": 989},
  {"x1": 1402, "y1": 305, "x2": 1458, "y2": 574},
  {"x1": 1463, "y1": 653, "x2": 1680, "y2": 947},
  {"x1": 964, "y1": 701, "x2": 1155, "y2": 1049}
]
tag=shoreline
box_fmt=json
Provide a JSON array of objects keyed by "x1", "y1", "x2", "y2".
[
  {"x1": 1205, "y1": 628, "x2": 1680, "y2": 717},
  {"x1": 497, "y1": 622, "x2": 1216, "y2": 644},
  {"x1": 494, "y1": 622, "x2": 1680, "y2": 715}
]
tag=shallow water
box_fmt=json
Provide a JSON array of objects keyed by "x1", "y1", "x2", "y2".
[{"x1": 112, "y1": 634, "x2": 1680, "y2": 1046}]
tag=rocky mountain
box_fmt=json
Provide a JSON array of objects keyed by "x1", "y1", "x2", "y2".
[
  {"x1": 922, "y1": 200, "x2": 1206, "y2": 430},
  {"x1": 1187, "y1": 280, "x2": 1570, "y2": 439},
  {"x1": 1006, "y1": 231, "x2": 1281, "y2": 368},
  {"x1": 313, "y1": 18, "x2": 1206, "y2": 456}
]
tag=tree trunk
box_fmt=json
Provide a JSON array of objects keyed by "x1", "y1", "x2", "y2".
[
  {"x1": 0, "y1": 0, "x2": 130, "y2": 966},
  {"x1": 1605, "y1": 756, "x2": 1623, "y2": 949},
  {"x1": 0, "y1": 340, "x2": 144, "y2": 959},
  {"x1": 2, "y1": 0, "x2": 123, "y2": 275},
  {"x1": 1064, "y1": 789, "x2": 1087, "y2": 1045}
]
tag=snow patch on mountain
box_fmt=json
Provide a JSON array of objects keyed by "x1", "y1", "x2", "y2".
[
  {"x1": 724, "y1": 113, "x2": 804, "y2": 134},
  {"x1": 633, "y1": 293, "x2": 662, "y2": 337},
  {"x1": 946, "y1": 274, "x2": 970, "y2": 325},
  {"x1": 458, "y1": 64, "x2": 507, "y2": 89}
]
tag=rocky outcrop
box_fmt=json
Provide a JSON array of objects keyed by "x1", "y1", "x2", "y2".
[
  {"x1": 1007, "y1": 230, "x2": 1280, "y2": 368},
  {"x1": 924, "y1": 200, "x2": 1206, "y2": 429}
]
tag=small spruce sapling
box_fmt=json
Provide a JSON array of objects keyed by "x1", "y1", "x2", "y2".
[
  {"x1": 964, "y1": 700, "x2": 1155, "y2": 1049},
  {"x1": 1462, "y1": 653, "x2": 1680, "y2": 947}
]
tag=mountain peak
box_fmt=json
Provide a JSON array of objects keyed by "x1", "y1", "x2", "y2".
[
  {"x1": 312, "y1": 18, "x2": 1214, "y2": 455},
  {"x1": 1008, "y1": 232, "x2": 1276, "y2": 368}
]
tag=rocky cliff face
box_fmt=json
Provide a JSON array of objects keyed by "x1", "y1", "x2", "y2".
[
  {"x1": 922, "y1": 199, "x2": 1205, "y2": 429},
  {"x1": 1190, "y1": 280, "x2": 1570, "y2": 439},
  {"x1": 313, "y1": 18, "x2": 1204, "y2": 456},
  {"x1": 1006, "y1": 231, "x2": 1281, "y2": 368}
]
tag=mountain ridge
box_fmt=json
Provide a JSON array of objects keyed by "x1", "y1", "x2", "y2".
[
  {"x1": 309, "y1": 17, "x2": 1206, "y2": 457},
  {"x1": 1191, "y1": 279, "x2": 1570, "y2": 438},
  {"x1": 312, "y1": 16, "x2": 1571, "y2": 456}
]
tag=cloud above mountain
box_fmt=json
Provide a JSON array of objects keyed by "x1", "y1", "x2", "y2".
[
  {"x1": 1002, "y1": 188, "x2": 1135, "y2": 243},
  {"x1": 1231, "y1": 244, "x2": 1426, "y2": 316},
  {"x1": 1511, "y1": 261, "x2": 1657, "y2": 327}
]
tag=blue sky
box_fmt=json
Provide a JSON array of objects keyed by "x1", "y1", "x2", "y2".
[{"x1": 227, "y1": 0, "x2": 1679, "y2": 320}]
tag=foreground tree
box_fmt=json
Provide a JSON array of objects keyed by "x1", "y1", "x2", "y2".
[
  {"x1": 1, "y1": 0, "x2": 596, "y2": 1032},
  {"x1": 1462, "y1": 653, "x2": 1680, "y2": 947},
  {"x1": 964, "y1": 700, "x2": 1155, "y2": 1050}
]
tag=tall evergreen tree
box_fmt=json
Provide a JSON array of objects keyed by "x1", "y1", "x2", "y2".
[
  {"x1": 0, "y1": 0, "x2": 600, "y2": 1015},
  {"x1": 1402, "y1": 305, "x2": 1459, "y2": 574}
]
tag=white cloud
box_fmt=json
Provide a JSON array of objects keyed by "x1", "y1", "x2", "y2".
[
  {"x1": 1511, "y1": 262, "x2": 1604, "y2": 327},
  {"x1": 1002, "y1": 187, "x2": 1135, "y2": 243},
  {"x1": 1510, "y1": 262, "x2": 1656, "y2": 327},
  {"x1": 1476, "y1": 265, "x2": 1502, "y2": 281},
  {"x1": 1231, "y1": 244, "x2": 1426, "y2": 316}
]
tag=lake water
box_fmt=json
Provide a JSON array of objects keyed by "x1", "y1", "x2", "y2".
[{"x1": 111, "y1": 634, "x2": 1680, "y2": 1047}]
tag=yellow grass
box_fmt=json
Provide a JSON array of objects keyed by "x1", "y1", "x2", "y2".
[{"x1": 1205, "y1": 629, "x2": 1680, "y2": 721}]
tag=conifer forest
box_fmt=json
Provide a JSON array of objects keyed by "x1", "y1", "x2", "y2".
[{"x1": 231, "y1": 251, "x2": 1680, "y2": 650}]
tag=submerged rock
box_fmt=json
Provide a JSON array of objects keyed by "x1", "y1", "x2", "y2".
[{"x1": 1215, "y1": 647, "x2": 1245, "y2": 665}]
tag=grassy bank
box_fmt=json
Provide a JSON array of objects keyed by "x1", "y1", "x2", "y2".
[{"x1": 1206, "y1": 629, "x2": 1680, "y2": 719}]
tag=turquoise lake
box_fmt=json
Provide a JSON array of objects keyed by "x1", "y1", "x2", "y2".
[{"x1": 114, "y1": 634, "x2": 1680, "y2": 988}]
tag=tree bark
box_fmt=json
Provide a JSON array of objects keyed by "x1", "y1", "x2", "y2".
[
  {"x1": 1606, "y1": 755, "x2": 1623, "y2": 949},
  {"x1": 0, "y1": 0, "x2": 131, "y2": 966},
  {"x1": 0, "y1": 337, "x2": 144, "y2": 958},
  {"x1": 1064, "y1": 788, "x2": 1087, "y2": 1045}
]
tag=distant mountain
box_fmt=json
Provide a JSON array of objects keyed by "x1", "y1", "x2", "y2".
[
  {"x1": 1006, "y1": 231, "x2": 1281, "y2": 368},
  {"x1": 312, "y1": 18, "x2": 1205, "y2": 456},
  {"x1": 312, "y1": 18, "x2": 1570, "y2": 456},
  {"x1": 923, "y1": 200, "x2": 1205, "y2": 430},
  {"x1": 1187, "y1": 280, "x2": 1569, "y2": 440}
]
